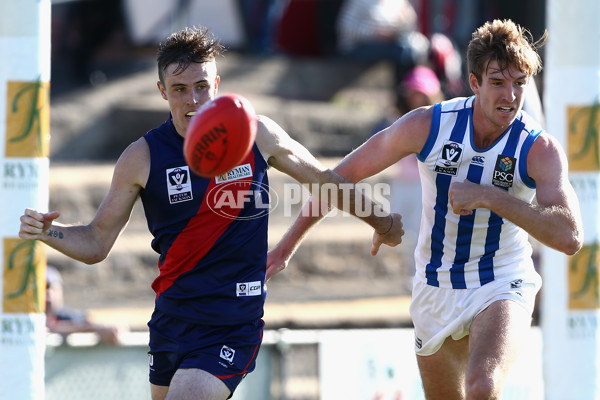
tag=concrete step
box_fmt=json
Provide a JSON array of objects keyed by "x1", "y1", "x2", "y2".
[{"x1": 49, "y1": 53, "x2": 395, "y2": 161}]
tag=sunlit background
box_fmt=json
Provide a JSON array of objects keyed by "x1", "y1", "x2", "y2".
[{"x1": 2, "y1": 1, "x2": 598, "y2": 399}]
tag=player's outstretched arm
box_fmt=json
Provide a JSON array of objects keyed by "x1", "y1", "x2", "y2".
[
  {"x1": 18, "y1": 138, "x2": 149, "y2": 264},
  {"x1": 257, "y1": 114, "x2": 418, "y2": 279}
]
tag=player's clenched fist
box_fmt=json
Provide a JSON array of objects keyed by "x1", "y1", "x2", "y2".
[{"x1": 19, "y1": 208, "x2": 61, "y2": 240}]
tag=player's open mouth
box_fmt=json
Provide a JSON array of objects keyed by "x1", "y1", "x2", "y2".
[
  {"x1": 498, "y1": 106, "x2": 513, "y2": 113},
  {"x1": 186, "y1": 111, "x2": 196, "y2": 119}
]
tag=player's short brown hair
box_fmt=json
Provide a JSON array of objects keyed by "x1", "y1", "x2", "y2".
[
  {"x1": 157, "y1": 26, "x2": 224, "y2": 84},
  {"x1": 468, "y1": 19, "x2": 546, "y2": 82}
]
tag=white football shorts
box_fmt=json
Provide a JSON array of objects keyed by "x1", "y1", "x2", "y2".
[{"x1": 409, "y1": 272, "x2": 541, "y2": 356}]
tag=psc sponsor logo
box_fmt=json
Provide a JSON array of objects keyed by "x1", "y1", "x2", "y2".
[{"x1": 492, "y1": 155, "x2": 516, "y2": 189}]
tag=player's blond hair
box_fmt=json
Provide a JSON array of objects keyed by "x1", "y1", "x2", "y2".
[{"x1": 467, "y1": 19, "x2": 546, "y2": 82}]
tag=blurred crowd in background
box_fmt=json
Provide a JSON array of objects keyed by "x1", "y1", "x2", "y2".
[{"x1": 50, "y1": 0, "x2": 546, "y2": 102}]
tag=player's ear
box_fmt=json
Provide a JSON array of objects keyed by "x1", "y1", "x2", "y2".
[
  {"x1": 157, "y1": 81, "x2": 168, "y2": 100},
  {"x1": 469, "y1": 73, "x2": 480, "y2": 95}
]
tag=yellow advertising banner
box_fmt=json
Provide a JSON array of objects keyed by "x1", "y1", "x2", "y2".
[
  {"x1": 567, "y1": 104, "x2": 600, "y2": 172},
  {"x1": 567, "y1": 104, "x2": 600, "y2": 310},
  {"x1": 2, "y1": 238, "x2": 45, "y2": 313},
  {"x1": 568, "y1": 243, "x2": 600, "y2": 309},
  {"x1": 5, "y1": 79, "x2": 50, "y2": 158}
]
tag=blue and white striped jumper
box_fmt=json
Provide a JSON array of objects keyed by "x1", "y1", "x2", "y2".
[{"x1": 415, "y1": 96, "x2": 543, "y2": 289}]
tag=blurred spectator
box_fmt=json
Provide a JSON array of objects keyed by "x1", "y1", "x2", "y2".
[
  {"x1": 236, "y1": 0, "x2": 280, "y2": 54},
  {"x1": 46, "y1": 265, "x2": 127, "y2": 345},
  {"x1": 336, "y1": 0, "x2": 430, "y2": 102},
  {"x1": 373, "y1": 65, "x2": 445, "y2": 133},
  {"x1": 429, "y1": 32, "x2": 465, "y2": 97},
  {"x1": 396, "y1": 65, "x2": 445, "y2": 115},
  {"x1": 51, "y1": 0, "x2": 125, "y2": 88},
  {"x1": 274, "y1": 0, "x2": 324, "y2": 56},
  {"x1": 271, "y1": 0, "x2": 346, "y2": 56}
]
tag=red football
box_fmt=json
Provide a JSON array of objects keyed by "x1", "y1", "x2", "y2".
[{"x1": 184, "y1": 94, "x2": 258, "y2": 177}]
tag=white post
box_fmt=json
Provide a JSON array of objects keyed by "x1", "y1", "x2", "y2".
[
  {"x1": 0, "y1": 1, "x2": 51, "y2": 399},
  {"x1": 543, "y1": 1, "x2": 600, "y2": 399}
]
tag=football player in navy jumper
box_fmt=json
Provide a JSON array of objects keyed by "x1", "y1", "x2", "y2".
[{"x1": 18, "y1": 26, "x2": 403, "y2": 400}]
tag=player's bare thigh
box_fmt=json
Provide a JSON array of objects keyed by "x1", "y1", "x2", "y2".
[
  {"x1": 466, "y1": 299, "x2": 532, "y2": 386},
  {"x1": 417, "y1": 336, "x2": 469, "y2": 400},
  {"x1": 151, "y1": 383, "x2": 169, "y2": 400},
  {"x1": 151, "y1": 369, "x2": 231, "y2": 400}
]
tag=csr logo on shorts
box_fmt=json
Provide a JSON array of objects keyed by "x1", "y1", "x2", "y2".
[{"x1": 492, "y1": 155, "x2": 516, "y2": 189}]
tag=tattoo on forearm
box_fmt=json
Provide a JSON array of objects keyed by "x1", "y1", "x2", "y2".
[{"x1": 48, "y1": 229, "x2": 64, "y2": 239}]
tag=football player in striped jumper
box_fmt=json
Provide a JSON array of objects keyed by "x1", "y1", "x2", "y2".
[
  {"x1": 18, "y1": 26, "x2": 403, "y2": 400},
  {"x1": 268, "y1": 19, "x2": 583, "y2": 399}
]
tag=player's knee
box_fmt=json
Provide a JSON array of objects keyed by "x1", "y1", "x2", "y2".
[{"x1": 465, "y1": 373, "x2": 502, "y2": 400}]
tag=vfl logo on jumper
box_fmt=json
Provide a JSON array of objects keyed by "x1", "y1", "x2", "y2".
[
  {"x1": 220, "y1": 345, "x2": 236, "y2": 364},
  {"x1": 237, "y1": 281, "x2": 262, "y2": 297},
  {"x1": 492, "y1": 155, "x2": 516, "y2": 188},
  {"x1": 166, "y1": 166, "x2": 193, "y2": 204},
  {"x1": 215, "y1": 163, "x2": 253, "y2": 183},
  {"x1": 434, "y1": 141, "x2": 464, "y2": 175}
]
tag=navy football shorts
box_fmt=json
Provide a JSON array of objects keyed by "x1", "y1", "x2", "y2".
[{"x1": 147, "y1": 308, "x2": 264, "y2": 395}]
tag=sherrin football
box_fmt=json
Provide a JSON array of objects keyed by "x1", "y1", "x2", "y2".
[{"x1": 184, "y1": 94, "x2": 258, "y2": 177}]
